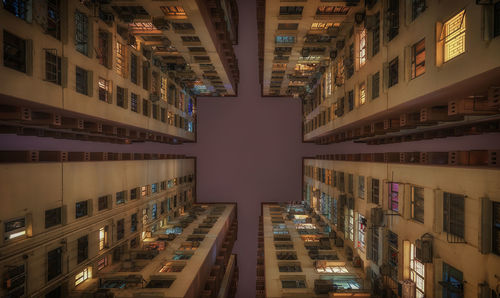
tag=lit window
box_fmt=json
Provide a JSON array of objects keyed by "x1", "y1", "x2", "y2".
[
  {"x1": 161, "y1": 77, "x2": 168, "y2": 101},
  {"x1": 161, "y1": 6, "x2": 186, "y2": 17},
  {"x1": 316, "y1": 6, "x2": 349, "y2": 16},
  {"x1": 412, "y1": 39, "x2": 425, "y2": 79},
  {"x1": 389, "y1": 182, "x2": 399, "y2": 212},
  {"x1": 443, "y1": 10, "x2": 466, "y2": 62},
  {"x1": 74, "y1": 267, "x2": 89, "y2": 286},
  {"x1": 4, "y1": 217, "x2": 26, "y2": 240},
  {"x1": 410, "y1": 243, "x2": 425, "y2": 298},
  {"x1": 115, "y1": 42, "x2": 127, "y2": 77},
  {"x1": 359, "y1": 29, "x2": 366, "y2": 67},
  {"x1": 411, "y1": 186, "x2": 425, "y2": 223},
  {"x1": 326, "y1": 67, "x2": 332, "y2": 96},
  {"x1": 97, "y1": 256, "x2": 108, "y2": 271},
  {"x1": 359, "y1": 82, "x2": 366, "y2": 105},
  {"x1": 311, "y1": 22, "x2": 340, "y2": 30},
  {"x1": 3, "y1": 0, "x2": 31, "y2": 21},
  {"x1": 357, "y1": 214, "x2": 366, "y2": 251},
  {"x1": 99, "y1": 227, "x2": 107, "y2": 250},
  {"x1": 141, "y1": 186, "x2": 148, "y2": 197},
  {"x1": 98, "y1": 78, "x2": 111, "y2": 102}
]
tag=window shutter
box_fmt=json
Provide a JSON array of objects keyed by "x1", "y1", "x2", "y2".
[
  {"x1": 483, "y1": 6, "x2": 494, "y2": 41},
  {"x1": 353, "y1": 174, "x2": 359, "y2": 200},
  {"x1": 61, "y1": 57, "x2": 68, "y2": 88},
  {"x1": 404, "y1": 0, "x2": 412, "y2": 26},
  {"x1": 382, "y1": 228, "x2": 390, "y2": 265},
  {"x1": 366, "y1": 74, "x2": 372, "y2": 102},
  {"x1": 366, "y1": 227, "x2": 373, "y2": 260},
  {"x1": 402, "y1": 184, "x2": 411, "y2": 219},
  {"x1": 87, "y1": 199, "x2": 93, "y2": 217},
  {"x1": 382, "y1": 180, "x2": 390, "y2": 211},
  {"x1": 367, "y1": 176, "x2": 373, "y2": 204},
  {"x1": 404, "y1": 46, "x2": 411, "y2": 82},
  {"x1": 367, "y1": 30, "x2": 373, "y2": 59},
  {"x1": 61, "y1": 205, "x2": 68, "y2": 225},
  {"x1": 382, "y1": 62, "x2": 389, "y2": 92},
  {"x1": 433, "y1": 189, "x2": 443, "y2": 233},
  {"x1": 434, "y1": 258, "x2": 443, "y2": 297},
  {"x1": 479, "y1": 197, "x2": 492, "y2": 254},
  {"x1": 26, "y1": 39, "x2": 33, "y2": 76},
  {"x1": 123, "y1": 88, "x2": 129, "y2": 109},
  {"x1": 87, "y1": 71, "x2": 93, "y2": 97},
  {"x1": 106, "y1": 32, "x2": 113, "y2": 69},
  {"x1": 107, "y1": 194, "x2": 113, "y2": 209},
  {"x1": 26, "y1": 213, "x2": 33, "y2": 237}
]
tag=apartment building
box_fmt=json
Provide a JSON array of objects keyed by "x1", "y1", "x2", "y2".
[
  {"x1": 0, "y1": 0, "x2": 239, "y2": 144},
  {"x1": 0, "y1": 151, "x2": 238, "y2": 298},
  {"x1": 257, "y1": 0, "x2": 500, "y2": 144},
  {"x1": 300, "y1": 152, "x2": 500, "y2": 297}
]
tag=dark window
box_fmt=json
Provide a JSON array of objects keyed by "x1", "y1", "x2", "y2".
[
  {"x1": 98, "y1": 77, "x2": 110, "y2": 102},
  {"x1": 98, "y1": 30, "x2": 109, "y2": 67},
  {"x1": 98, "y1": 195, "x2": 108, "y2": 211},
  {"x1": 116, "y1": 191, "x2": 126, "y2": 205},
  {"x1": 3, "y1": 0, "x2": 30, "y2": 20},
  {"x1": 348, "y1": 90, "x2": 354, "y2": 111},
  {"x1": 3, "y1": 30, "x2": 26, "y2": 73},
  {"x1": 279, "y1": 6, "x2": 303, "y2": 16},
  {"x1": 77, "y1": 235, "x2": 88, "y2": 263},
  {"x1": 387, "y1": 230, "x2": 398, "y2": 281},
  {"x1": 4, "y1": 264, "x2": 26, "y2": 296},
  {"x1": 130, "y1": 188, "x2": 138, "y2": 200},
  {"x1": 130, "y1": 54, "x2": 138, "y2": 84},
  {"x1": 142, "y1": 99, "x2": 150, "y2": 116},
  {"x1": 45, "y1": 207, "x2": 62, "y2": 228},
  {"x1": 346, "y1": 44, "x2": 354, "y2": 79},
  {"x1": 160, "y1": 181, "x2": 166, "y2": 190},
  {"x1": 348, "y1": 174, "x2": 353, "y2": 194},
  {"x1": 372, "y1": 72, "x2": 380, "y2": 99},
  {"x1": 388, "y1": 57, "x2": 398, "y2": 87},
  {"x1": 443, "y1": 192, "x2": 465, "y2": 240},
  {"x1": 386, "y1": 0, "x2": 399, "y2": 41},
  {"x1": 75, "y1": 11, "x2": 88, "y2": 55},
  {"x1": 411, "y1": 39, "x2": 425, "y2": 79},
  {"x1": 278, "y1": 23, "x2": 299, "y2": 30},
  {"x1": 388, "y1": 182, "x2": 399, "y2": 212},
  {"x1": 493, "y1": 202, "x2": 500, "y2": 255},
  {"x1": 411, "y1": 186, "x2": 424, "y2": 223},
  {"x1": 142, "y1": 65, "x2": 149, "y2": 90},
  {"x1": 116, "y1": 86, "x2": 126, "y2": 108},
  {"x1": 45, "y1": 51, "x2": 61, "y2": 85},
  {"x1": 372, "y1": 178, "x2": 380, "y2": 204},
  {"x1": 161, "y1": 108, "x2": 166, "y2": 122},
  {"x1": 172, "y1": 22, "x2": 194, "y2": 31},
  {"x1": 152, "y1": 104, "x2": 158, "y2": 120},
  {"x1": 131, "y1": 213, "x2": 138, "y2": 232},
  {"x1": 75, "y1": 66, "x2": 88, "y2": 95},
  {"x1": 494, "y1": 2, "x2": 500, "y2": 37},
  {"x1": 339, "y1": 172, "x2": 345, "y2": 192},
  {"x1": 372, "y1": 12, "x2": 380, "y2": 56},
  {"x1": 181, "y1": 35, "x2": 200, "y2": 42},
  {"x1": 47, "y1": 247, "x2": 62, "y2": 281},
  {"x1": 281, "y1": 280, "x2": 306, "y2": 288},
  {"x1": 45, "y1": 286, "x2": 61, "y2": 298},
  {"x1": 131, "y1": 93, "x2": 139, "y2": 112},
  {"x1": 75, "y1": 201, "x2": 88, "y2": 218},
  {"x1": 441, "y1": 263, "x2": 463, "y2": 298},
  {"x1": 412, "y1": 0, "x2": 426, "y2": 20},
  {"x1": 47, "y1": 0, "x2": 61, "y2": 40},
  {"x1": 117, "y1": 219, "x2": 124, "y2": 240},
  {"x1": 152, "y1": 183, "x2": 158, "y2": 193}
]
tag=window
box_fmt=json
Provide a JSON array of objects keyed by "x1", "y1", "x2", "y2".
[
  {"x1": 161, "y1": 6, "x2": 186, "y2": 17},
  {"x1": 279, "y1": 263, "x2": 302, "y2": 272},
  {"x1": 386, "y1": 0, "x2": 399, "y2": 41},
  {"x1": 275, "y1": 35, "x2": 295, "y2": 43},
  {"x1": 142, "y1": 64, "x2": 149, "y2": 90},
  {"x1": 131, "y1": 93, "x2": 139, "y2": 112},
  {"x1": 348, "y1": 90, "x2": 354, "y2": 111},
  {"x1": 316, "y1": 6, "x2": 349, "y2": 15},
  {"x1": 172, "y1": 22, "x2": 194, "y2": 31},
  {"x1": 357, "y1": 214, "x2": 366, "y2": 252},
  {"x1": 372, "y1": 12, "x2": 380, "y2": 55},
  {"x1": 3, "y1": 264, "x2": 26, "y2": 296},
  {"x1": 441, "y1": 263, "x2": 463, "y2": 298},
  {"x1": 410, "y1": 243, "x2": 425, "y2": 298},
  {"x1": 45, "y1": 207, "x2": 61, "y2": 228},
  {"x1": 45, "y1": 51, "x2": 61, "y2": 85},
  {"x1": 74, "y1": 267, "x2": 89, "y2": 286},
  {"x1": 387, "y1": 231, "x2": 398, "y2": 281},
  {"x1": 443, "y1": 192, "x2": 465, "y2": 240},
  {"x1": 75, "y1": 66, "x2": 88, "y2": 95},
  {"x1": 142, "y1": 99, "x2": 150, "y2": 116},
  {"x1": 3, "y1": 30, "x2": 26, "y2": 73},
  {"x1": 411, "y1": 186, "x2": 424, "y2": 223},
  {"x1": 130, "y1": 54, "x2": 138, "y2": 84},
  {"x1": 47, "y1": 247, "x2": 62, "y2": 281},
  {"x1": 97, "y1": 256, "x2": 108, "y2": 271},
  {"x1": 99, "y1": 227, "x2": 108, "y2": 250},
  {"x1": 371, "y1": 228, "x2": 379, "y2": 263},
  {"x1": 77, "y1": 235, "x2": 88, "y2": 263},
  {"x1": 346, "y1": 44, "x2": 354, "y2": 79},
  {"x1": 372, "y1": 178, "x2": 380, "y2": 204},
  {"x1": 152, "y1": 104, "x2": 158, "y2": 119},
  {"x1": 161, "y1": 181, "x2": 167, "y2": 191},
  {"x1": 4, "y1": 217, "x2": 26, "y2": 240},
  {"x1": 117, "y1": 219, "x2": 125, "y2": 240},
  {"x1": 359, "y1": 29, "x2": 367, "y2": 67},
  {"x1": 311, "y1": 22, "x2": 339, "y2": 30},
  {"x1": 76, "y1": 201, "x2": 88, "y2": 218},
  {"x1": 411, "y1": 39, "x2": 425, "y2": 79},
  {"x1": 388, "y1": 182, "x2": 399, "y2": 212},
  {"x1": 3, "y1": 0, "x2": 31, "y2": 20},
  {"x1": 46, "y1": 0, "x2": 61, "y2": 40},
  {"x1": 98, "y1": 30, "x2": 109, "y2": 67},
  {"x1": 115, "y1": 42, "x2": 127, "y2": 77},
  {"x1": 443, "y1": 10, "x2": 466, "y2": 62},
  {"x1": 141, "y1": 186, "x2": 148, "y2": 197},
  {"x1": 152, "y1": 203, "x2": 158, "y2": 220},
  {"x1": 131, "y1": 213, "x2": 138, "y2": 232},
  {"x1": 152, "y1": 183, "x2": 158, "y2": 193},
  {"x1": 279, "y1": 6, "x2": 303, "y2": 16},
  {"x1": 116, "y1": 191, "x2": 126, "y2": 205},
  {"x1": 372, "y1": 72, "x2": 380, "y2": 99},
  {"x1": 495, "y1": 2, "x2": 500, "y2": 38},
  {"x1": 161, "y1": 77, "x2": 168, "y2": 102},
  {"x1": 412, "y1": 0, "x2": 426, "y2": 20},
  {"x1": 359, "y1": 83, "x2": 366, "y2": 105},
  {"x1": 181, "y1": 35, "x2": 200, "y2": 42},
  {"x1": 98, "y1": 78, "x2": 110, "y2": 102},
  {"x1": 493, "y1": 202, "x2": 500, "y2": 255},
  {"x1": 130, "y1": 188, "x2": 139, "y2": 200},
  {"x1": 358, "y1": 176, "x2": 365, "y2": 198},
  {"x1": 75, "y1": 11, "x2": 88, "y2": 55},
  {"x1": 98, "y1": 195, "x2": 109, "y2": 211},
  {"x1": 388, "y1": 57, "x2": 398, "y2": 87},
  {"x1": 347, "y1": 208, "x2": 354, "y2": 241},
  {"x1": 278, "y1": 23, "x2": 299, "y2": 30},
  {"x1": 116, "y1": 86, "x2": 126, "y2": 108},
  {"x1": 281, "y1": 279, "x2": 306, "y2": 288},
  {"x1": 348, "y1": 174, "x2": 354, "y2": 194}
]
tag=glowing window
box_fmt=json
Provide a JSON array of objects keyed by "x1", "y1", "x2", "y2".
[
  {"x1": 311, "y1": 22, "x2": 340, "y2": 30},
  {"x1": 443, "y1": 10, "x2": 466, "y2": 62},
  {"x1": 359, "y1": 82, "x2": 366, "y2": 105},
  {"x1": 99, "y1": 227, "x2": 107, "y2": 250},
  {"x1": 412, "y1": 39, "x2": 426, "y2": 78},
  {"x1": 75, "y1": 267, "x2": 89, "y2": 286},
  {"x1": 359, "y1": 29, "x2": 366, "y2": 67},
  {"x1": 161, "y1": 6, "x2": 186, "y2": 17},
  {"x1": 115, "y1": 42, "x2": 127, "y2": 77},
  {"x1": 410, "y1": 243, "x2": 425, "y2": 298}
]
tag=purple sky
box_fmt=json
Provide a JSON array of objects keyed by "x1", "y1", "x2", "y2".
[{"x1": 2, "y1": 0, "x2": 500, "y2": 297}]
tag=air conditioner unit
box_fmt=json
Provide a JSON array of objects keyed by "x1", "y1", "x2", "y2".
[
  {"x1": 402, "y1": 280, "x2": 416, "y2": 298},
  {"x1": 370, "y1": 207, "x2": 384, "y2": 226},
  {"x1": 415, "y1": 237, "x2": 433, "y2": 263},
  {"x1": 365, "y1": 15, "x2": 378, "y2": 30},
  {"x1": 355, "y1": 12, "x2": 365, "y2": 24},
  {"x1": 149, "y1": 94, "x2": 160, "y2": 102}
]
